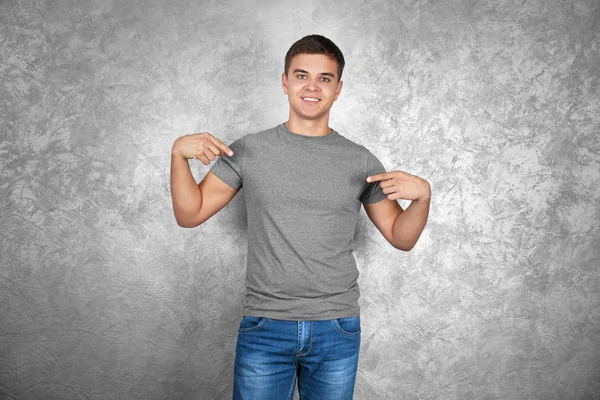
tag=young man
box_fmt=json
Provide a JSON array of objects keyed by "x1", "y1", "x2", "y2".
[{"x1": 170, "y1": 34, "x2": 430, "y2": 399}]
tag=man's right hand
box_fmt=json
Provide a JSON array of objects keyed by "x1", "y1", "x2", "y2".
[{"x1": 172, "y1": 132, "x2": 234, "y2": 165}]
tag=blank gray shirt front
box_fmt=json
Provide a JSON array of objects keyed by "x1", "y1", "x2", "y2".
[{"x1": 209, "y1": 123, "x2": 388, "y2": 320}]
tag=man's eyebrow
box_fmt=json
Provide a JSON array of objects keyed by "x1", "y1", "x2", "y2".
[{"x1": 293, "y1": 68, "x2": 335, "y2": 79}]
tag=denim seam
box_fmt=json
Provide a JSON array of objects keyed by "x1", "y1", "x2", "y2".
[
  {"x1": 238, "y1": 316, "x2": 268, "y2": 333},
  {"x1": 286, "y1": 372, "x2": 296, "y2": 400},
  {"x1": 333, "y1": 318, "x2": 361, "y2": 338},
  {"x1": 296, "y1": 322, "x2": 313, "y2": 357}
]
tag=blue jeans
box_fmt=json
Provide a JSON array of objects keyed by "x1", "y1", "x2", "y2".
[{"x1": 233, "y1": 316, "x2": 361, "y2": 400}]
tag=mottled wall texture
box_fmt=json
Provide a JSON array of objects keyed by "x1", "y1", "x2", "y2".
[{"x1": 1, "y1": 0, "x2": 599, "y2": 399}]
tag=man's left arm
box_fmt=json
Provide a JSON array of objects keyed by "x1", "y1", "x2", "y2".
[{"x1": 363, "y1": 171, "x2": 431, "y2": 251}]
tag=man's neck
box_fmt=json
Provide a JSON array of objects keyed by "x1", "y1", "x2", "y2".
[{"x1": 284, "y1": 118, "x2": 332, "y2": 137}]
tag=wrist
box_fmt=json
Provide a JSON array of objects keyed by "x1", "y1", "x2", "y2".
[
  {"x1": 172, "y1": 138, "x2": 184, "y2": 158},
  {"x1": 171, "y1": 149, "x2": 187, "y2": 160},
  {"x1": 171, "y1": 141, "x2": 184, "y2": 158},
  {"x1": 417, "y1": 183, "x2": 431, "y2": 202}
]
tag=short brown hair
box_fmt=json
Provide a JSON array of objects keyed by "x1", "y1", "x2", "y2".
[{"x1": 284, "y1": 34, "x2": 345, "y2": 82}]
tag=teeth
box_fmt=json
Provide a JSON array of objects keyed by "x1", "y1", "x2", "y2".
[{"x1": 303, "y1": 97, "x2": 319, "y2": 102}]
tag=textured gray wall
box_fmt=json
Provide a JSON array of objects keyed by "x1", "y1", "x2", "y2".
[{"x1": 1, "y1": 0, "x2": 599, "y2": 399}]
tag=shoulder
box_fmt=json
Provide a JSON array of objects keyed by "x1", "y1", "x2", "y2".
[
  {"x1": 241, "y1": 125, "x2": 278, "y2": 144},
  {"x1": 334, "y1": 132, "x2": 387, "y2": 173},
  {"x1": 220, "y1": 128, "x2": 266, "y2": 149},
  {"x1": 334, "y1": 131, "x2": 376, "y2": 158}
]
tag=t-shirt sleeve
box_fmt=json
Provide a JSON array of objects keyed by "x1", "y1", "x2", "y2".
[
  {"x1": 361, "y1": 148, "x2": 388, "y2": 204},
  {"x1": 209, "y1": 135, "x2": 246, "y2": 190}
]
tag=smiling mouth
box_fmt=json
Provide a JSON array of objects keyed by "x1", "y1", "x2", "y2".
[{"x1": 302, "y1": 97, "x2": 321, "y2": 104}]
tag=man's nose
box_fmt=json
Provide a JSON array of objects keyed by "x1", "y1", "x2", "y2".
[{"x1": 305, "y1": 78, "x2": 320, "y2": 90}]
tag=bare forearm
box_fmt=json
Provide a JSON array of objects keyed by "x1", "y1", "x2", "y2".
[
  {"x1": 392, "y1": 196, "x2": 430, "y2": 251},
  {"x1": 170, "y1": 151, "x2": 202, "y2": 226}
]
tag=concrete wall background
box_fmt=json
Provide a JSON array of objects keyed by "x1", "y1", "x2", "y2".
[{"x1": 1, "y1": 0, "x2": 599, "y2": 399}]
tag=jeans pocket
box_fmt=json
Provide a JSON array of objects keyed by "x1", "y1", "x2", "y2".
[
  {"x1": 238, "y1": 316, "x2": 267, "y2": 333},
  {"x1": 333, "y1": 316, "x2": 361, "y2": 338}
]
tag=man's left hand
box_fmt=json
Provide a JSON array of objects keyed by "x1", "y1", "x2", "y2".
[{"x1": 367, "y1": 171, "x2": 431, "y2": 202}]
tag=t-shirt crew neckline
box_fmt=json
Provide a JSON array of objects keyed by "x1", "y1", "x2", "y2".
[{"x1": 278, "y1": 122, "x2": 339, "y2": 143}]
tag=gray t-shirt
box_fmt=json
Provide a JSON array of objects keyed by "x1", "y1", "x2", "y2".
[{"x1": 209, "y1": 122, "x2": 388, "y2": 320}]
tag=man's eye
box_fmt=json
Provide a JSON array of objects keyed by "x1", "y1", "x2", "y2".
[{"x1": 295, "y1": 74, "x2": 330, "y2": 82}]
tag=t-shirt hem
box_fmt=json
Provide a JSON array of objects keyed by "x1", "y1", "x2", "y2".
[
  {"x1": 362, "y1": 192, "x2": 388, "y2": 204},
  {"x1": 210, "y1": 163, "x2": 240, "y2": 189},
  {"x1": 242, "y1": 308, "x2": 360, "y2": 321}
]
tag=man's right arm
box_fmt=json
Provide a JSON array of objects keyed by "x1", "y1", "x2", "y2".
[{"x1": 170, "y1": 133, "x2": 238, "y2": 228}]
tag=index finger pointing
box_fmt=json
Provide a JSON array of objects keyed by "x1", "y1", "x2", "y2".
[
  {"x1": 209, "y1": 136, "x2": 234, "y2": 156},
  {"x1": 366, "y1": 173, "x2": 389, "y2": 182}
]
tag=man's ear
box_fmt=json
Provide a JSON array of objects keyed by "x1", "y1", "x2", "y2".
[
  {"x1": 282, "y1": 73, "x2": 288, "y2": 94},
  {"x1": 334, "y1": 80, "x2": 343, "y2": 101}
]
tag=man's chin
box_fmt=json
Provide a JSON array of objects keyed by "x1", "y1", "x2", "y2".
[{"x1": 291, "y1": 108, "x2": 328, "y2": 121}]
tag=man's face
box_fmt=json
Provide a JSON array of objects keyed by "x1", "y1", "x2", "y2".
[{"x1": 282, "y1": 53, "x2": 343, "y2": 122}]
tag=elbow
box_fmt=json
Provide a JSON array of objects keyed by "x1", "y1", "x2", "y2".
[
  {"x1": 174, "y1": 216, "x2": 201, "y2": 228},
  {"x1": 393, "y1": 241, "x2": 415, "y2": 252},
  {"x1": 176, "y1": 220, "x2": 193, "y2": 228}
]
